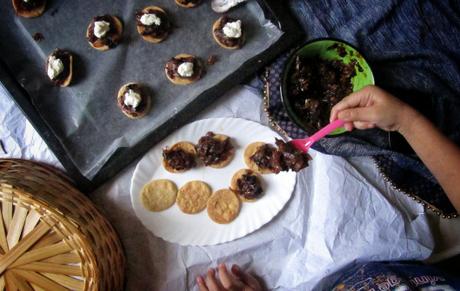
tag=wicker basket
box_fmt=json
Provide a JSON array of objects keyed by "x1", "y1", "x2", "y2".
[{"x1": 0, "y1": 159, "x2": 125, "y2": 290}]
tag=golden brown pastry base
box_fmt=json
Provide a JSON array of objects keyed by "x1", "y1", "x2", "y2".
[
  {"x1": 243, "y1": 142, "x2": 274, "y2": 174},
  {"x1": 117, "y1": 82, "x2": 151, "y2": 119},
  {"x1": 176, "y1": 180, "x2": 212, "y2": 214},
  {"x1": 136, "y1": 6, "x2": 169, "y2": 43},
  {"x1": 141, "y1": 179, "x2": 178, "y2": 212},
  {"x1": 205, "y1": 134, "x2": 235, "y2": 168},
  {"x1": 207, "y1": 189, "x2": 240, "y2": 224},
  {"x1": 46, "y1": 51, "x2": 73, "y2": 87},
  {"x1": 12, "y1": 0, "x2": 46, "y2": 18},
  {"x1": 86, "y1": 15, "x2": 123, "y2": 51},
  {"x1": 212, "y1": 17, "x2": 244, "y2": 50},
  {"x1": 165, "y1": 53, "x2": 203, "y2": 85},
  {"x1": 230, "y1": 168, "x2": 263, "y2": 202},
  {"x1": 175, "y1": 0, "x2": 201, "y2": 8},
  {"x1": 162, "y1": 141, "x2": 197, "y2": 173}
]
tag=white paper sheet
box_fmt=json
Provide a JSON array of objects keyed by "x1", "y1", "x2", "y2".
[{"x1": 1, "y1": 85, "x2": 459, "y2": 290}]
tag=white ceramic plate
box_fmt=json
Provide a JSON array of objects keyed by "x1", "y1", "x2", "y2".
[{"x1": 130, "y1": 118, "x2": 296, "y2": 246}]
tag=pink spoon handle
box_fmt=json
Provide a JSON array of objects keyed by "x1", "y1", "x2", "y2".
[
  {"x1": 304, "y1": 119, "x2": 345, "y2": 148},
  {"x1": 289, "y1": 120, "x2": 346, "y2": 152}
]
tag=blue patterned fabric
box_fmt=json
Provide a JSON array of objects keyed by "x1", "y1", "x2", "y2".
[
  {"x1": 264, "y1": 0, "x2": 460, "y2": 216},
  {"x1": 315, "y1": 261, "x2": 460, "y2": 290}
]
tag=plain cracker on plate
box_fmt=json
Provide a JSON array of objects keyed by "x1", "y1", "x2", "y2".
[
  {"x1": 141, "y1": 179, "x2": 178, "y2": 212},
  {"x1": 207, "y1": 189, "x2": 241, "y2": 224},
  {"x1": 176, "y1": 180, "x2": 212, "y2": 214}
]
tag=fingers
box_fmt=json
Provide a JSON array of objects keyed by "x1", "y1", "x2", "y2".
[
  {"x1": 197, "y1": 276, "x2": 209, "y2": 291},
  {"x1": 205, "y1": 268, "x2": 221, "y2": 291},
  {"x1": 344, "y1": 121, "x2": 354, "y2": 131},
  {"x1": 330, "y1": 109, "x2": 339, "y2": 123},
  {"x1": 231, "y1": 264, "x2": 261, "y2": 289},
  {"x1": 218, "y1": 264, "x2": 241, "y2": 290},
  {"x1": 337, "y1": 107, "x2": 376, "y2": 123},
  {"x1": 330, "y1": 85, "x2": 378, "y2": 122},
  {"x1": 197, "y1": 264, "x2": 262, "y2": 291},
  {"x1": 344, "y1": 121, "x2": 375, "y2": 131},
  {"x1": 330, "y1": 88, "x2": 372, "y2": 122},
  {"x1": 353, "y1": 121, "x2": 376, "y2": 130}
]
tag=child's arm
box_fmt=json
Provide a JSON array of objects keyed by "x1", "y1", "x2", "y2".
[{"x1": 331, "y1": 85, "x2": 460, "y2": 212}]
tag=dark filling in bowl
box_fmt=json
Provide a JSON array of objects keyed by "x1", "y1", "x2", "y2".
[
  {"x1": 163, "y1": 148, "x2": 196, "y2": 171},
  {"x1": 236, "y1": 173, "x2": 263, "y2": 200},
  {"x1": 213, "y1": 16, "x2": 244, "y2": 48},
  {"x1": 117, "y1": 84, "x2": 148, "y2": 114},
  {"x1": 250, "y1": 139, "x2": 311, "y2": 173},
  {"x1": 87, "y1": 15, "x2": 120, "y2": 48},
  {"x1": 48, "y1": 49, "x2": 70, "y2": 85},
  {"x1": 135, "y1": 9, "x2": 170, "y2": 38},
  {"x1": 196, "y1": 132, "x2": 233, "y2": 166},
  {"x1": 165, "y1": 56, "x2": 200, "y2": 80},
  {"x1": 15, "y1": 0, "x2": 45, "y2": 11},
  {"x1": 289, "y1": 55, "x2": 356, "y2": 133}
]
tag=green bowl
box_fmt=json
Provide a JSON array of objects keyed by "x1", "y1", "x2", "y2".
[{"x1": 281, "y1": 38, "x2": 375, "y2": 136}]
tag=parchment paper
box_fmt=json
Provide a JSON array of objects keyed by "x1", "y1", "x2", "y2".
[{"x1": 2, "y1": 0, "x2": 282, "y2": 178}]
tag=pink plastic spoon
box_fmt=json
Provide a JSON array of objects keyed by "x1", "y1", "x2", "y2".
[{"x1": 289, "y1": 119, "x2": 345, "y2": 153}]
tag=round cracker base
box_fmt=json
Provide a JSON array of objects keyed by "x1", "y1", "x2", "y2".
[
  {"x1": 59, "y1": 54, "x2": 73, "y2": 87},
  {"x1": 176, "y1": 181, "x2": 212, "y2": 214},
  {"x1": 86, "y1": 15, "x2": 123, "y2": 51},
  {"x1": 175, "y1": 0, "x2": 201, "y2": 8},
  {"x1": 243, "y1": 142, "x2": 274, "y2": 174},
  {"x1": 45, "y1": 51, "x2": 73, "y2": 87},
  {"x1": 12, "y1": 0, "x2": 46, "y2": 18},
  {"x1": 207, "y1": 147, "x2": 235, "y2": 168},
  {"x1": 47, "y1": 53, "x2": 73, "y2": 87},
  {"x1": 141, "y1": 179, "x2": 178, "y2": 212},
  {"x1": 212, "y1": 18, "x2": 243, "y2": 50},
  {"x1": 207, "y1": 189, "x2": 241, "y2": 224},
  {"x1": 117, "y1": 82, "x2": 151, "y2": 119},
  {"x1": 138, "y1": 30, "x2": 167, "y2": 43},
  {"x1": 230, "y1": 168, "x2": 263, "y2": 202},
  {"x1": 164, "y1": 53, "x2": 202, "y2": 85},
  {"x1": 162, "y1": 141, "x2": 197, "y2": 173},
  {"x1": 136, "y1": 6, "x2": 168, "y2": 43},
  {"x1": 201, "y1": 134, "x2": 235, "y2": 168}
]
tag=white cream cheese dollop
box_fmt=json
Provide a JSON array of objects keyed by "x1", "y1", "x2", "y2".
[
  {"x1": 94, "y1": 20, "x2": 111, "y2": 38},
  {"x1": 140, "y1": 13, "x2": 161, "y2": 26},
  {"x1": 222, "y1": 20, "x2": 242, "y2": 38},
  {"x1": 124, "y1": 89, "x2": 142, "y2": 109},
  {"x1": 177, "y1": 62, "x2": 194, "y2": 78},
  {"x1": 47, "y1": 56, "x2": 64, "y2": 80}
]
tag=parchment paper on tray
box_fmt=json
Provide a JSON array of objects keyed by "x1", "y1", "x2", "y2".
[{"x1": 13, "y1": 0, "x2": 282, "y2": 179}]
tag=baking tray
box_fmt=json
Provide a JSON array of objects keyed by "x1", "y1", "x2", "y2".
[{"x1": 0, "y1": 0, "x2": 303, "y2": 192}]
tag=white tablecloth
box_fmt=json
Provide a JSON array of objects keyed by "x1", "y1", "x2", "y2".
[{"x1": 1, "y1": 84, "x2": 459, "y2": 290}]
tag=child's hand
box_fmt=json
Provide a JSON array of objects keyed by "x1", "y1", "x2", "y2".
[
  {"x1": 330, "y1": 85, "x2": 418, "y2": 133},
  {"x1": 196, "y1": 264, "x2": 263, "y2": 291}
]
